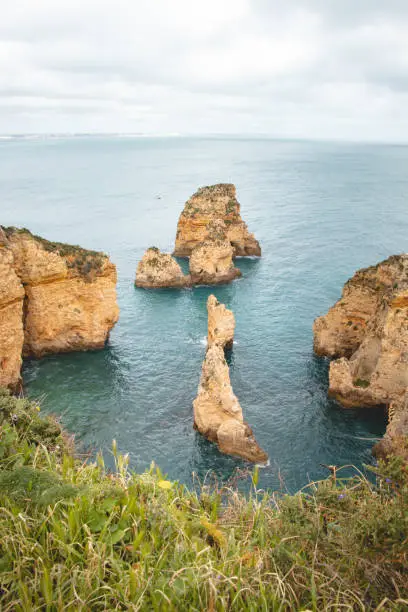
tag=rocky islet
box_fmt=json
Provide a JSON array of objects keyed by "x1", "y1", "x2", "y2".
[
  {"x1": 135, "y1": 183, "x2": 258, "y2": 289},
  {"x1": 193, "y1": 295, "x2": 268, "y2": 463},
  {"x1": 135, "y1": 247, "x2": 191, "y2": 288},
  {"x1": 174, "y1": 183, "x2": 261, "y2": 257}
]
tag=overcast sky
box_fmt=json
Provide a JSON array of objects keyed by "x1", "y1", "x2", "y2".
[{"x1": 1, "y1": 0, "x2": 408, "y2": 141}]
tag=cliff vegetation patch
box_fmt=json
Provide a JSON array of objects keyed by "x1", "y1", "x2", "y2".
[{"x1": 3, "y1": 226, "x2": 107, "y2": 279}]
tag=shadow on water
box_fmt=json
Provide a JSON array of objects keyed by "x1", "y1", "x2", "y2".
[
  {"x1": 304, "y1": 353, "x2": 387, "y2": 482},
  {"x1": 22, "y1": 344, "x2": 129, "y2": 444},
  {"x1": 307, "y1": 353, "x2": 387, "y2": 433}
]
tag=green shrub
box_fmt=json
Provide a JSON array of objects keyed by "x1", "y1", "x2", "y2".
[{"x1": 354, "y1": 378, "x2": 370, "y2": 388}]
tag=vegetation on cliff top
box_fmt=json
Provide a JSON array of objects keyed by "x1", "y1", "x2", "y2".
[
  {"x1": 0, "y1": 387, "x2": 407, "y2": 611},
  {"x1": 2, "y1": 226, "x2": 107, "y2": 279}
]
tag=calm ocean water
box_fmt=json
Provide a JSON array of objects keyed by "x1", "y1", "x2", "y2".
[{"x1": 1, "y1": 135, "x2": 407, "y2": 491}]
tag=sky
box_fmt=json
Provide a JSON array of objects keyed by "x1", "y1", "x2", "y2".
[{"x1": 1, "y1": 0, "x2": 408, "y2": 141}]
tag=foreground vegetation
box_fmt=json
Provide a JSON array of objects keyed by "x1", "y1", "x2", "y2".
[{"x1": 0, "y1": 388, "x2": 407, "y2": 611}]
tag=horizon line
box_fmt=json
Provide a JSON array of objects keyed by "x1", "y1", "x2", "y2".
[{"x1": 1, "y1": 132, "x2": 408, "y2": 146}]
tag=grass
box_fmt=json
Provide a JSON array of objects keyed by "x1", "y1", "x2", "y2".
[{"x1": 0, "y1": 387, "x2": 407, "y2": 610}]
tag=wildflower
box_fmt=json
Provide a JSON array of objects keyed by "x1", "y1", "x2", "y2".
[
  {"x1": 338, "y1": 494, "x2": 346, "y2": 500},
  {"x1": 158, "y1": 480, "x2": 172, "y2": 490},
  {"x1": 385, "y1": 478, "x2": 392, "y2": 484}
]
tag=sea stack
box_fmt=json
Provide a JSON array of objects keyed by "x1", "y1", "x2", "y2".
[
  {"x1": 0, "y1": 226, "x2": 119, "y2": 387},
  {"x1": 173, "y1": 184, "x2": 261, "y2": 257},
  {"x1": 135, "y1": 247, "x2": 191, "y2": 288},
  {"x1": 313, "y1": 254, "x2": 408, "y2": 461},
  {"x1": 189, "y1": 240, "x2": 241, "y2": 285},
  {"x1": 193, "y1": 295, "x2": 267, "y2": 463}
]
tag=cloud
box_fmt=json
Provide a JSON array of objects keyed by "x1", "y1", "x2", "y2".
[{"x1": 0, "y1": 0, "x2": 408, "y2": 140}]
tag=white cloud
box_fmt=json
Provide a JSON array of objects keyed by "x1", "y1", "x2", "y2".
[{"x1": 0, "y1": 0, "x2": 408, "y2": 140}]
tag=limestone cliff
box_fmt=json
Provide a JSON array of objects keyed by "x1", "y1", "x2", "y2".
[
  {"x1": 313, "y1": 254, "x2": 408, "y2": 460},
  {"x1": 173, "y1": 184, "x2": 261, "y2": 257},
  {"x1": 207, "y1": 294, "x2": 235, "y2": 349},
  {"x1": 1, "y1": 227, "x2": 119, "y2": 366},
  {"x1": 189, "y1": 240, "x2": 241, "y2": 286},
  {"x1": 193, "y1": 295, "x2": 267, "y2": 463},
  {"x1": 135, "y1": 247, "x2": 191, "y2": 288},
  {"x1": 0, "y1": 237, "x2": 24, "y2": 391}
]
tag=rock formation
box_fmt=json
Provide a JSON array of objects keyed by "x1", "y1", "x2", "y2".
[
  {"x1": 135, "y1": 247, "x2": 191, "y2": 288},
  {"x1": 207, "y1": 294, "x2": 235, "y2": 350},
  {"x1": 189, "y1": 240, "x2": 241, "y2": 285},
  {"x1": 173, "y1": 184, "x2": 261, "y2": 257},
  {"x1": 313, "y1": 255, "x2": 408, "y2": 460},
  {"x1": 0, "y1": 227, "x2": 119, "y2": 388},
  {"x1": 0, "y1": 237, "x2": 24, "y2": 392},
  {"x1": 193, "y1": 295, "x2": 268, "y2": 463}
]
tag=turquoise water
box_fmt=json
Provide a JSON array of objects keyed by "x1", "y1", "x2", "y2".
[{"x1": 1, "y1": 136, "x2": 407, "y2": 492}]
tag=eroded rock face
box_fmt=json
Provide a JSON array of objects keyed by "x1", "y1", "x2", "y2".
[
  {"x1": 135, "y1": 247, "x2": 191, "y2": 288},
  {"x1": 314, "y1": 254, "x2": 408, "y2": 459},
  {"x1": 190, "y1": 240, "x2": 241, "y2": 286},
  {"x1": 207, "y1": 294, "x2": 235, "y2": 349},
  {"x1": 193, "y1": 295, "x2": 267, "y2": 463},
  {"x1": 174, "y1": 184, "x2": 261, "y2": 257},
  {"x1": 1, "y1": 227, "x2": 119, "y2": 364},
  {"x1": 313, "y1": 260, "x2": 394, "y2": 358},
  {"x1": 374, "y1": 397, "x2": 408, "y2": 462},
  {"x1": 0, "y1": 244, "x2": 24, "y2": 391}
]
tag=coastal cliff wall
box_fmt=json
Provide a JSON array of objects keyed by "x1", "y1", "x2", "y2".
[
  {"x1": 0, "y1": 227, "x2": 119, "y2": 387},
  {"x1": 314, "y1": 255, "x2": 408, "y2": 461},
  {"x1": 0, "y1": 237, "x2": 25, "y2": 391}
]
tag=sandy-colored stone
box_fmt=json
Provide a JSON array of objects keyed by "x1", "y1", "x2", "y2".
[
  {"x1": 2, "y1": 227, "x2": 119, "y2": 360},
  {"x1": 374, "y1": 397, "x2": 408, "y2": 462},
  {"x1": 190, "y1": 240, "x2": 241, "y2": 286},
  {"x1": 0, "y1": 246, "x2": 24, "y2": 391},
  {"x1": 314, "y1": 254, "x2": 408, "y2": 460},
  {"x1": 135, "y1": 247, "x2": 191, "y2": 288},
  {"x1": 174, "y1": 184, "x2": 261, "y2": 257},
  {"x1": 313, "y1": 264, "x2": 387, "y2": 358},
  {"x1": 207, "y1": 294, "x2": 235, "y2": 349},
  {"x1": 193, "y1": 295, "x2": 267, "y2": 463}
]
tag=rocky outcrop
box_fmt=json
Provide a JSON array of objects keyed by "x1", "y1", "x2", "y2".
[
  {"x1": 0, "y1": 240, "x2": 24, "y2": 391},
  {"x1": 313, "y1": 262, "x2": 386, "y2": 358},
  {"x1": 135, "y1": 247, "x2": 191, "y2": 288},
  {"x1": 207, "y1": 294, "x2": 235, "y2": 349},
  {"x1": 314, "y1": 255, "x2": 408, "y2": 460},
  {"x1": 190, "y1": 240, "x2": 241, "y2": 285},
  {"x1": 0, "y1": 227, "x2": 119, "y2": 378},
  {"x1": 193, "y1": 295, "x2": 267, "y2": 463},
  {"x1": 374, "y1": 397, "x2": 408, "y2": 462},
  {"x1": 174, "y1": 184, "x2": 261, "y2": 257}
]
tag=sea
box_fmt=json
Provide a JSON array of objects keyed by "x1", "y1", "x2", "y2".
[{"x1": 1, "y1": 135, "x2": 407, "y2": 492}]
